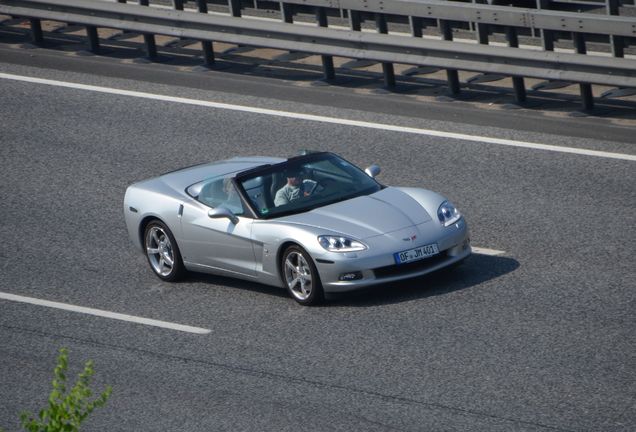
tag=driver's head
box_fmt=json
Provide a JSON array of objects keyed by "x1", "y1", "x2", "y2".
[{"x1": 286, "y1": 168, "x2": 302, "y2": 186}]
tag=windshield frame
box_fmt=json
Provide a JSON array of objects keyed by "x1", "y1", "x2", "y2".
[{"x1": 234, "y1": 152, "x2": 382, "y2": 220}]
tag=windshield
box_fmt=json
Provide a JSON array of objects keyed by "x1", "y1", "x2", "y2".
[{"x1": 236, "y1": 153, "x2": 381, "y2": 219}]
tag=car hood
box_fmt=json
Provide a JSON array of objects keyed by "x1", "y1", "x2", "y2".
[{"x1": 277, "y1": 187, "x2": 432, "y2": 239}]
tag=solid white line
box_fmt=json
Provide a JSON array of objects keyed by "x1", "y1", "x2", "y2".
[
  {"x1": 1, "y1": 72, "x2": 634, "y2": 162},
  {"x1": 0, "y1": 292, "x2": 212, "y2": 334},
  {"x1": 472, "y1": 247, "x2": 506, "y2": 256}
]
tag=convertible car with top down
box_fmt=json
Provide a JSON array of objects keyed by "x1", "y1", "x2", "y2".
[{"x1": 124, "y1": 151, "x2": 471, "y2": 305}]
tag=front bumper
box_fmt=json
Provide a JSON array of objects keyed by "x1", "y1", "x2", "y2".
[{"x1": 316, "y1": 219, "x2": 470, "y2": 293}]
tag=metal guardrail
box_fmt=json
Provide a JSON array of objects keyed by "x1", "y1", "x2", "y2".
[
  {"x1": 281, "y1": 0, "x2": 636, "y2": 37},
  {"x1": 1, "y1": 0, "x2": 635, "y2": 110}
]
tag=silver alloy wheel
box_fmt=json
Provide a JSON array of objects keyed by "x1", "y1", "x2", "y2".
[
  {"x1": 284, "y1": 251, "x2": 313, "y2": 301},
  {"x1": 145, "y1": 226, "x2": 175, "y2": 277}
]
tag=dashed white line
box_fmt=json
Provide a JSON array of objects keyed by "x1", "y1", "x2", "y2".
[
  {"x1": 1, "y1": 246, "x2": 502, "y2": 322},
  {"x1": 472, "y1": 247, "x2": 506, "y2": 256},
  {"x1": 1, "y1": 72, "x2": 634, "y2": 162},
  {"x1": 0, "y1": 292, "x2": 211, "y2": 334}
]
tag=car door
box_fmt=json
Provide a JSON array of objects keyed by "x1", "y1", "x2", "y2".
[{"x1": 179, "y1": 177, "x2": 257, "y2": 277}]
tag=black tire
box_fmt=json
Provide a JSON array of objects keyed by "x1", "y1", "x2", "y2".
[
  {"x1": 143, "y1": 220, "x2": 185, "y2": 282},
  {"x1": 281, "y1": 245, "x2": 324, "y2": 306}
]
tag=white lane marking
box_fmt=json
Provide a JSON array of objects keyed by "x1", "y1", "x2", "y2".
[
  {"x1": 472, "y1": 247, "x2": 506, "y2": 256},
  {"x1": 0, "y1": 292, "x2": 211, "y2": 334},
  {"x1": 1, "y1": 72, "x2": 634, "y2": 162}
]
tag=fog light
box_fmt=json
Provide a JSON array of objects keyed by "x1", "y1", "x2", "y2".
[{"x1": 339, "y1": 271, "x2": 362, "y2": 281}]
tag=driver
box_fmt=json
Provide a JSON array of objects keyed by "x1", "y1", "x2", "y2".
[{"x1": 274, "y1": 168, "x2": 307, "y2": 207}]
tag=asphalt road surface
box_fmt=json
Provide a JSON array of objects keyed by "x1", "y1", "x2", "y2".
[{"x1": 0, "y1": 47, "x2": 635, "y2": 432}]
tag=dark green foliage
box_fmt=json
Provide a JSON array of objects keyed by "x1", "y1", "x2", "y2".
[{"x1": 19, "y1": 348, "x2": 112, "y2": 432}]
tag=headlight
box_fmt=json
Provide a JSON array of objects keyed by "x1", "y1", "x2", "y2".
[
  {"x1": 437, "y1": 201, "x2": 461, "y2": 226},
  {"x1": 318, "y1": 235, "x2": 367, "y2": 252}
]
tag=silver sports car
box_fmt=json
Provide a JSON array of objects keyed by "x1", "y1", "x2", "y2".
[{"x1": 124, "y1": 152, "x2": 470, "y2": 305}]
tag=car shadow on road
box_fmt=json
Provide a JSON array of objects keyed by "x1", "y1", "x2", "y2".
[
  {"x1": 183, "y1": 253, "x2": 519, "y2": 306},
  {"x1": 186, "y1": 272, "x2": 291, "y2": 300},
  {"x1": 326, "y1": 253, "x2": 519, "y2": 307}
]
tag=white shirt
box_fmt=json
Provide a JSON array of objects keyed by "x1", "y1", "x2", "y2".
[{"x1": 274, "y1": 184, "x2": 301, "y2": 206}]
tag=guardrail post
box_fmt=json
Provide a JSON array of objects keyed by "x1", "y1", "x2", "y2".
[
  {"x1": 470, "y1": 0, "x2": 489, "y2": 44},
  {"x1": 142, "y1": 34, "x2": 157, "y2": 59},
  {"x1": 349, "y1": 10, "x2": 361, "y2": 31},
  {"x1": 467, "y1": 9, "x2": 503, "y2": 87},
  {"x1": 573, "y1": 33, "x2": 594, "y2": 111},
  {"x1": 439, "y1": 19, "x2": 460, "y2": 96},
  {"x1": 197, "y1": 0, "x2": 215, "y2": 66},
  {"x1": 229, "y1": 0, "x2": 242, "y2": 18},
  {"x1": 280, "y1": 2, "x2": 293, "y2": 23},
  {"x1": 476, "y1": 23, "x2": 488, "y2": 45},
  {"x1": 173, "y1": 0, "x2": 184, "y2": 11},
  {"x1": 409, "y1": 16, "x2": 422, "y2": 38},
  {"x1": 29, "y1": 18, "x2": 43, "y2": 46},
  {"x1": 536, "y1": 0, "x2": 555, "y2": 51},
  {"x1": 506, "y1": 26, "x2": 526, "y2": 104},
  {"x1": 201, "y1": 37, "x2": 215, "y2": 66},
  {"x1": 316, "y1": 7, "x2": 335, "y2": 81},
  {"x1": 86, "y1": 26, "x2": 100, "y2": 54},
  {"x1": 375, "y1": 13, "x2": 395, "y2": 89},
  {"x1": 139, "y1": 0, "x2": 157, "y2": 60},
  {"x1": 607, "y1": 0, "x2": 624, "y2": 58}
]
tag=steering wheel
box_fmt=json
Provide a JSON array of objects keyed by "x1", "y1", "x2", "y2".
[{"x1": 310, "y1": 178, "x2": 336, "y2": 196}]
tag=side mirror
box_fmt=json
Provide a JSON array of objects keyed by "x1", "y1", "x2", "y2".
[
  {"x1": 208, "y1": 207, "x2": 239, "y2": 224},
  {"x1": 365, "y1": 164, "x2": 381, "y2": 178}
]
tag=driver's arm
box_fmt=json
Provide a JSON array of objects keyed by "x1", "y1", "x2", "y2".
[{"x1": 274, "y1": 188, "x2": 289, "y2": 206}]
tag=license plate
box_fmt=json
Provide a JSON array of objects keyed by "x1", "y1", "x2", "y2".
[{"x1": 394, "y1": 243, "x2": 439, "y2": 265}]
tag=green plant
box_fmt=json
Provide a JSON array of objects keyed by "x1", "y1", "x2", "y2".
[{"x1": 19, "y1": 348, "x2": 112, "y2": 432}]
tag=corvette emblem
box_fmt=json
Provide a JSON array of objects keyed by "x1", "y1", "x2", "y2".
[{"x1": 403, "y1": 235, "x2": 417, "y2": 241}]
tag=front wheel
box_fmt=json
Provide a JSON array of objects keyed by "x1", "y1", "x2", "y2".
[
  {"x1": 143, "y1": 220, "x2": 185, "y2": 282},
  {"x1": 281, "y1": 245, "x2": 324, "y2": 306}
]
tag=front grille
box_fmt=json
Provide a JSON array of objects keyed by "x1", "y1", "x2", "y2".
[{"x1": 373, "y1": 251, "x2": 449, "y2": 279}]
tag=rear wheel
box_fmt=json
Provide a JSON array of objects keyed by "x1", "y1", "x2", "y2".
[
  {"x1": 281, "y1": 245, "x2": 324, "y2": 306},
  {"x1": 143, "y1": 220, "x2": 184, "y2": 281}
]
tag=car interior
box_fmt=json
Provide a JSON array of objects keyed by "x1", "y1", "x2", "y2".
[{"x1": 188, "y1": 155, "x2": 371, "y2": 219}]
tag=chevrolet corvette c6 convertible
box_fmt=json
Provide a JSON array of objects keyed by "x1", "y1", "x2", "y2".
[{"x1": 124, "y1": 152, "x2": 470, "y2": 305}]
